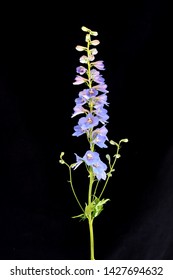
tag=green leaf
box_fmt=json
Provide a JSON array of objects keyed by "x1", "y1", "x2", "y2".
[
  {"x1": 72, "y1": 213, "x2": 86, "y2": 221},
  {"x1": 85, "y1": 202, "x2": 95, "y2": 218},
  {"x1": 70, "y1": 163, "x2": 77, "y2": 168},
  {"x1": 92, "y1": 197, "x2": 110, "y2": 218}
]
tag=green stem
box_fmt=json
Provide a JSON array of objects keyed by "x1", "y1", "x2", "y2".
[
  {"x1": 88, "y1": 217, "x2": 95, "y2": 260},
  {"x1": 66, "y1": 163, "x2": 84, "y2": 213},
  {"x1": 93, "y1": 180, "x2": 99, "y2": 198},
  {"x1": 99, "y1": 146, "x2": 120, "y2": 199},
  {"x1": 88, "y1": 167, "x2": 95, "y2": 260}
]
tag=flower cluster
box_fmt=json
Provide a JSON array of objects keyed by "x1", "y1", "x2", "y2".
[{"x1": 72, "y1": 26, "x2": 109, "y2": 181}]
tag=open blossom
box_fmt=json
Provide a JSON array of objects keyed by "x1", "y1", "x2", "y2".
[
  {"x1": 73, "y1": 150, "x2": 107, "y2": 180},
  {"x1": 78, "y1": 113, "x2": 99, "y2": 130}
]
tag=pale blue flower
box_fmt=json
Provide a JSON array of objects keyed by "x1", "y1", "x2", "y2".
[
  {"x1": 92, "y1": 160, "x2": 107, "y2": 180},
  {"x1": 94, "y1": 106, "x2": 109, "y2": 123},
  {"x1": 72, "y1": 125, "x2": 87, "y2": 137},
  {"x1": 92, "y1": 134, "x2": 108, "y2": 148},
  {"x1": 78, "y1": 113, "x2": 99, "y2": 130},
  {"x1": 73, "y1": 150, "x2": 107, "y2": 181},
  {"x1": 79, "y1": 88, "x2": 98, "y2": 100},
  {"x1": 83, "y1": 150, "x2": 100, "y2": 166}
]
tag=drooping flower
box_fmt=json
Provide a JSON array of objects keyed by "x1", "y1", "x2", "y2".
[
  {"x1": 72, "y1": 125, "x2": 87, "y2": 137},
  {"x1": 91, "y1": 60, "x2": 105, "y2": 70},
  {"x1": 71, "y1": 104, "x2": 88, "y2": 118},
  {"x1": 93, "y1": 94, "x2": 109, "y2": 107},
  {"x1": 92, "y1": 134, "x2": 108, "y2": 148},
  {"x1": 92, "y1": 126, "x2": 108, "y2": 138},
  {"x1": 93, "y1": 83, "x2": 109, "y2": 93},
  {"x1": 90, "y1": 69, "x2": 105, "y2": 84},
  {"x1": 73, "y1": 75, "x2": 88, "y2": 85},
  {"x1": 92, "y1": 160, "x2": 107, "y2": 180},
  {"x1": 94, "y1": 105, "x2": 109, "y2": 124}
]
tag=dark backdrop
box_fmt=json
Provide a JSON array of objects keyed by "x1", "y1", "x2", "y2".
[{"x1": 0, "y1": 1, "x2": 172, "y2": 260}]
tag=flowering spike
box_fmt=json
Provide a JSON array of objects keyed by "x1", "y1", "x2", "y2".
[{"x1": 59, "y1": 26, "x2": 128, "y2": 260}]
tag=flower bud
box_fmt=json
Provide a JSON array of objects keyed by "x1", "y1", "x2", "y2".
[
  {"x1": 75, "y1": 45, "x2": 86, "y2": 51},
  {"x1": 81, "y1": 26, "x2": 90, "y2": 32},
  {"x1": 90, "y1": 40, "x2": 100, "y2": 46},
  {"x1": 90, "y1": 30, "x2": 98, "y2": 36}
]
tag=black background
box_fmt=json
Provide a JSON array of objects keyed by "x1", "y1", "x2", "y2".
[{"x1": 0, "y1": 1, "x2": 173, "y2": 260}]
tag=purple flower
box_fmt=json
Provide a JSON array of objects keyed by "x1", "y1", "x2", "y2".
[
  {"x1": 93, "y1": 94, "x2": 109, "y2": 107},
  {"x1": 76, "y1": 66, "x2": 87, "y2": 75},
  {"x1": 78, "y1": 113, "x2": 99, "y2": 130},
  {"x1": 71, "y1": 104, "x2": 88, "y2": 118},
  {"x1": 90, "y1": 69, "x2": 105, "y2": 84},
  {"x1": 93, "y1": 84, "x2": 109, "y2": 93},
  {"x1": 73, "y1": 75, "x2": 88, "y2": 85},
  {"x1": 91, "y1": 60, "x2": 105, "y2": 70}
]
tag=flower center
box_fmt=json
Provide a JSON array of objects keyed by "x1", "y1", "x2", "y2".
[
  {"x1": 87, "y1": 117, "x2": 93, "y2": 123},
  {"x1": 87, "y1": 153, "x2": 93, "y2": 160}
]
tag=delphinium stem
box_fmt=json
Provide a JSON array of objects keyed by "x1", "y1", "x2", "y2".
[
  {"x1": 88, "y1": 217, "x2": 95, "y2": 260},
  {"x1": 88, "y1": 169, "x2": 95, "y2": 260}
]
